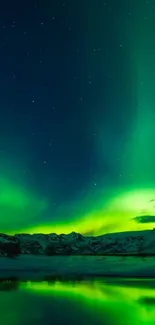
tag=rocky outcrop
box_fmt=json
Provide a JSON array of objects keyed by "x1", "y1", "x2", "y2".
[
  {"x1": 0, "y1": 230, "x2": 155, "y2": 256},
  {"x1": 0, "y1": 234, "x2": 20, "y2": 257}
]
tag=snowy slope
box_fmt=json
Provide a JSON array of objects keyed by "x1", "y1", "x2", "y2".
[{"x1": 1, "y1": 230, "x2": 155, "y2": 256}]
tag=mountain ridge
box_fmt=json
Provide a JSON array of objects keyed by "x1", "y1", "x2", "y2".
[{"x1": 1, "y1": 229, "x2": 155, "y2": 257}]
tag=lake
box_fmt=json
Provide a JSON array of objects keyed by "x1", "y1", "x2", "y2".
[{"x1": 0, "y1": 277, "x2": 155, "y2": 325}]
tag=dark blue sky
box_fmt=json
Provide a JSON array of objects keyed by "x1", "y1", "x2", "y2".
[{"x1": 1, "y1": 0, "x2": 154, "y2": 234}]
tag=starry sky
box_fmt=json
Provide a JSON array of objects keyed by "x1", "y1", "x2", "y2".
[{"x1": 1, "y1": 0, "x2": 155, "y2": 235}]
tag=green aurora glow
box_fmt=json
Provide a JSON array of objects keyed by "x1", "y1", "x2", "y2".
[{"x1": 2, "y1": 177, "x2": 155, "y2": 235}]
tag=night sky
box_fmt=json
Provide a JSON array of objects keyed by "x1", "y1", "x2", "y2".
[{"x1": 1, "y1": 0, "x2": 155, "y2": 235}]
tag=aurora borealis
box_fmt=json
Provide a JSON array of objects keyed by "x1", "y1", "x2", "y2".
[{"x1": 1, "y1": 0, "x2": 155, "y2": 235}]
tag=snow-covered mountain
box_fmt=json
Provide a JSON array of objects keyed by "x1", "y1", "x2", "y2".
[{"x1": 1, "y1": 230, "x2": 155, "y2": 256}]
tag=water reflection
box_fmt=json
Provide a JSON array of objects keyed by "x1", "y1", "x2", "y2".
[{"x1": 0, "y1": 278, "x2": 155, "y2": 325}]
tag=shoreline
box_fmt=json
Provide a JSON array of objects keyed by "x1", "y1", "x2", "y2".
[{"x1": 0, "y1": 255, "x2": 155, "y2": 279}]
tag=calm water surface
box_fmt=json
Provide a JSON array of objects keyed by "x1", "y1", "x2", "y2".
[{"x1": 0, "y1": 278, "x2": 155, "y2": 325}]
